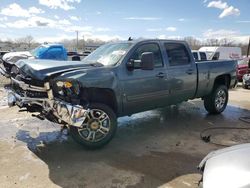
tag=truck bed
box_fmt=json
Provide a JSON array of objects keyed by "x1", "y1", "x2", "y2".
[{"x1": 195, "y1": 60, "x2": 237, "y2": 98}]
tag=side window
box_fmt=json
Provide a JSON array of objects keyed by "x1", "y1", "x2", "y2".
[
  {"x1": 200, "y1": 52, "x2": 207, "y2": 61},
  {"x1": 45, "y1": 48, "x2": 63, "y2": 60},
  {"x1": 130, "y1": 43, "x2": 163, "y2": 68},
  {"x1": 165, "y1": 43, "x2": 191, "y2": 66},
  {"x1": 212, "y1": 52, "x2": 220, "y2": 60},
  {"x1": 192, "y1": 52, "x2": 198, "y2": 61}
]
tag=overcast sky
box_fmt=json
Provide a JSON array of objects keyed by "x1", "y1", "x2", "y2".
[{"x1": 0, "y1": 0, "x2": 249, "y2": 43}]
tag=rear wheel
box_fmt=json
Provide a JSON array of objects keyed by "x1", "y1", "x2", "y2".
[
  {"x1": 70, "y1": 103, "x2": 117, "y2": 149},
  {"x1": 204, "y1": 85, "x2": 228, "y2": 114}
]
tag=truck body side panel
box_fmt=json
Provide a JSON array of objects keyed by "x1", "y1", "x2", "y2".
[{"x1": 195, "y1": 60, "x2": 237, "y2": 98}]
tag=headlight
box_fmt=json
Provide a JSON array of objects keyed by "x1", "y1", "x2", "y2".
[{"x1": 55, "y1": 80, "x2": 80, "y2": 96}]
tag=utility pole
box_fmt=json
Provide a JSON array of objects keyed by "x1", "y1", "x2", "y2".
[
  {"x1": 76, "y1": 30, "x2": 79, "y2": 52},
  {"x1": 248, "y1": 37, "x2": 250, "y2": 69},
  {"x1": 247, "y1": 37, "x2": 250, "y2": 57},
  {"x1": 82, "y1": 35, "x2": 85, "y2": 51}
]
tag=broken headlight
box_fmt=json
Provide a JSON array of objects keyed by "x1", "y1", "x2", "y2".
[{"x1": 54, "y1": 80, "x2": 80, "y2": 97}]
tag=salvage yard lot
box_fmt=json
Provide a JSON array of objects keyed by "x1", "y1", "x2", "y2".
[{"x1": 0, "y1": 75, "x2": 249, "y2": 188}]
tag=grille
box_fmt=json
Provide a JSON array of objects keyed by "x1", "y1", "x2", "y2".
[
  {"x1": 12, "y1": 84, "x2": 48, "y2": 98},
  {"x1": 11, "y1": 67, "x2": 48, "y2": 98}
]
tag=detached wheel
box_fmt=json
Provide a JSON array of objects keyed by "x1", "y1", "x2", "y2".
[
  {"x1": 70, "y1": 103, "x2": 117, "y2": 149},
  {"x1": 204, "y1": 85, "x2": 228, "y2": 114}
]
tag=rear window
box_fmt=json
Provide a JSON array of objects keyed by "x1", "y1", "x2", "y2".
[
  {"x1": 200, "y1": 52, "x2": 207, "y2": 61},
  {"x1": 165, "y1": 43, "x2": 190, "y2": 66}
]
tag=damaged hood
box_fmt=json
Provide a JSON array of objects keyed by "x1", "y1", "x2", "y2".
[
  {"x1": 2, "y1": 51, "x2": 34, "y2": 64},
  {"x1": 15, "y1": 59, "x2": 99, "y2": 80}
]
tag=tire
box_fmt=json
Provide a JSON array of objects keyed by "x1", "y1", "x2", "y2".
[
  {"x1": 242, "y1": 84, "x2": 247, "y2": 89},
  {"x1": 204, "y1": 85, "x2": 228, "y2": 114},
  {"x1": 70, "y1": 103, "x2": 117, "y2": 149}
]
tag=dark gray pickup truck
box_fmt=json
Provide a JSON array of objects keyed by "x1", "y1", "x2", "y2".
[{"x1": 7, "y1": 39, "x2": 237, "y2": 148}]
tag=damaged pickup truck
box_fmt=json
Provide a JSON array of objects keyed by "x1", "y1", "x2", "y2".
[{"x1": 7, "y1": 39, "x2": 237, "y2": 148}]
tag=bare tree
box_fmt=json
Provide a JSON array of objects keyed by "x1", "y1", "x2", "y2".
[
  {"x1": 15, "y1": 35, "x2": 35, "y2": 50},
  {"x1": 24, "y1": 35, "x2": 35, "y2": 49},
  {"x1": 184, "y1": 36, "x2": 201, "y2": 50}
]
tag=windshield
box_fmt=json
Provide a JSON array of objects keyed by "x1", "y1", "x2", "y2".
[
  {"x1": 83, "y1": 43, "x2": 132, "y2": 66},
  {"x1": 30, "y1": 45, "x2": 47, "y2": 57}
]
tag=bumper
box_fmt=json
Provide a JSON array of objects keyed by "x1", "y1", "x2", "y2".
[
  {"x1": 8, "y1": 90, "x2": 88, "y2": 128},
  {"x1": 7, "y1": 91, "x2": 46, "y2": 107}
]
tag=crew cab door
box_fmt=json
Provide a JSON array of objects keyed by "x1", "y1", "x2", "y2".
[
  {"x1": 164, "y1": 42, "x2": 197, "y2": 102},
  {"x1": 120, "y1": 42, "x2": 170, "y2": 114}
]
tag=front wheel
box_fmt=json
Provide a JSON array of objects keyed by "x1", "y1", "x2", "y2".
[
  {"x1": 204, "y1": 85, "x2": 228, "y2": 114},
  {"x1": 70, "y1": 103, "x2": 117, "y2": 149}
]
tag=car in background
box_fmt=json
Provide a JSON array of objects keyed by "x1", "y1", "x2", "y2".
[
  {"x1": 192, "y1": 50, "x2": 207, "y2": 61},
  {"x1": 0, "y1": 44, "x2": 68, "y2": 77},
  {"x1": 199, "y1": 144, "x2": 250, "y2": 188},
  {"x1": 83, "y1": 50, "x2": 92, "y2": 57},
  {"x1": 237, "y1": 58, "x2": 249, "y2": 81},
  {"x1": 67, "y1": 51, "x2": 84, "y2": 61},
  {"x1": 67, "y1": 51, "x2": 79, "y2": 56}
]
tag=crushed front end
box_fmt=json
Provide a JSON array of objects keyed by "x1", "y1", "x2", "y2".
[{"x1": 7, "y1": 65, "x2": 88, "y2": 128}]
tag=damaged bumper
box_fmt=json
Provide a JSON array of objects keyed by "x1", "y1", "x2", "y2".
[{"x1": 8, "y1": 88, "x2": 88, "y2": 128}]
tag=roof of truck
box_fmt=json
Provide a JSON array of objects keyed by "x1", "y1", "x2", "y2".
[
  {"x1": 116, "y1": 39, "x2": 187, "y2": 44},
  {"x1": 40, "y1": 43, "x2": 65, "y2": 48}
]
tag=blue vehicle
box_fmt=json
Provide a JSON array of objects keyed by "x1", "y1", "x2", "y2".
[
  {"x1": 30, "y1": 44, "x2": 67, "y2": 60},
  {"x1": 0, "y1": 44, "x2": 68, "y2": 77}
]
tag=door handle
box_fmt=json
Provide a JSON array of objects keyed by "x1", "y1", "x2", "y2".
[
  {"x1": 186, "y1": 69, "x2": 194, "y2": 75},
  {"x1": 156, "y1": 72, "x2": 165, "y2": 78}
]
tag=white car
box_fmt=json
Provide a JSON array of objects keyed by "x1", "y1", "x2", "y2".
[{"x1": 199, "y1": 143, "x2": 250, "y2": 188}]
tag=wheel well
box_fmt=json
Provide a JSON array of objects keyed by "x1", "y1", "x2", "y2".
[
  {"x1": 213, "y1": 74, "x2": 231, "y2": 89},
  {"x1": 80, "y1": 88, "x2": 118, "y2": 114}
]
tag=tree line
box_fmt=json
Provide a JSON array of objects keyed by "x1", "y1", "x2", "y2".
[{"x1": 0, "y1": 35, "x2": 249, "y2": 56}]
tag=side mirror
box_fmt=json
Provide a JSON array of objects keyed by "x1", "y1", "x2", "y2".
[
  {"x1": 126, "y1": 60, "x2": 134, "y2": 71},
  {"x1": 141, "y1": 52, "x2": 154, "y2": 70}
]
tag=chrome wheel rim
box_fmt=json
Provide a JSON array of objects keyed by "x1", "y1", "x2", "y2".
[
  {"x1": 77, "y1": 109, "x2": 111, "y2": 142},
  {"x1": 215, "y1": 90, "x2": 226, "y2": 111}
]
